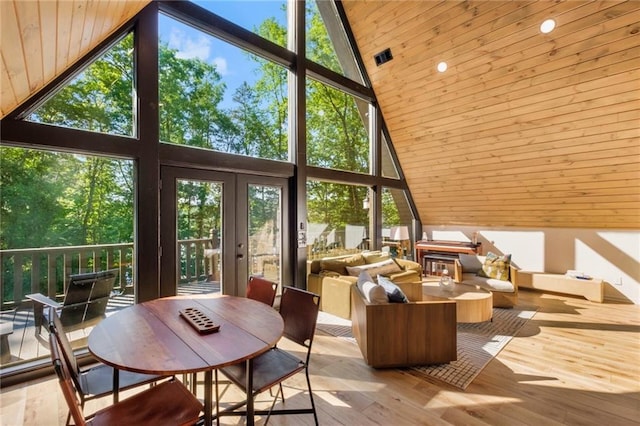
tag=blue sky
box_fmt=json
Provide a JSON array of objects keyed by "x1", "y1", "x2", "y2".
[{"x1": 159, "y1": 1, "x2": 287, "y2": 109}]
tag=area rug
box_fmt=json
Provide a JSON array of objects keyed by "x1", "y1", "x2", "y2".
[{"x1": 316, "y1": 306, "x2": 537, "y2": 390}]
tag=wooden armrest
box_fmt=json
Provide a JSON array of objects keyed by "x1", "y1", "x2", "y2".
[{"x1": 26, "y1": 293, "x2": 61, "y2": 309}]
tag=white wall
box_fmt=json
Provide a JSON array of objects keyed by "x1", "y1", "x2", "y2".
[{"x1": 422, "y1": 225, "x2": 640, "y2": 305}]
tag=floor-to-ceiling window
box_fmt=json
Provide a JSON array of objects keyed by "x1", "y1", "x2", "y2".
[{"x1": 0, "y1": 0, "x2": 417, "y2": 381}]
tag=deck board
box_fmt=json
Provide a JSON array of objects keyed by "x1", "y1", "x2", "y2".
[{"x1": 0, "y1": 281, "x2": 220, "y2": 366}]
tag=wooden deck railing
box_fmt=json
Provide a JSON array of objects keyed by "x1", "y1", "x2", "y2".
[{"x1": 0, "y1": 238, "x2": 218, "y2": 309}]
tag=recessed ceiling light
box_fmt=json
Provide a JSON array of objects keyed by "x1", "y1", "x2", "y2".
[
  {"x1": 540, "y1": 19, "x2": 556, "y2": 34},
  {"x1": 437, "y1": 61, "x2": 448, "y2": 72}
]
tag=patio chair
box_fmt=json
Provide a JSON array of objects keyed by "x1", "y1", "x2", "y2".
[
  {"x1": 49, "y1": 328, "x2": 203, "y2": 426},
  {"x1": 246, "y1": 275, "x2": 277, "y2": 307},
  {"x1": 216, "y1": 286, "x2": 320, "y2": 425},
  {"x1": 27, "y1": 269, "x2": 118, "y2": 336},
  {"x1": 49, "y1": 307, "x2": 169, "y2": 425}
]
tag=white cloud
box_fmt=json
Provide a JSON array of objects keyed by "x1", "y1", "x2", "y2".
[
  {"x1": 212, "y1": 57, "x2": 229, "y2": 75},
  {"x1": 166, "y1": 27, "x2": 229, "y2": 75},
  {"x1": 168, "y1": 28, "x2": 211, "y2": 61}
]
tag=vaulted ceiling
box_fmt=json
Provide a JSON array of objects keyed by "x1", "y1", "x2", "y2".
[
  {"x1": 342, "y1": 0, "x2": 639, "y2": 229},
  {"x1": 1, "y1": 0, "x2": 148, "y2": 117},
  {"x1": 2, "y1": 1, "x2": 638, "y2": 229}
]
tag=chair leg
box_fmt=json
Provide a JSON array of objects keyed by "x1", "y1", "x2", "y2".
[
  {"x1": 264, "y1": 384, "x2": 285, "y2": 425},
  {"x1": 305, "y1": 371, "x2": 319, "y2": 426},
  {"x1": 33, "y1": 304, "x2": 44, "y2": 336},
  {"x1": 214, "y1": 370, "x2": 220, "y2": 426}
]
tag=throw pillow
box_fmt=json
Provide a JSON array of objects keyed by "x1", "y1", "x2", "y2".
[
  {"x1": 356, "y1": 272, "x2": 388, "y2": 304},
  {"x1": 357, "y1": 270, "x2": 374, "y2": 287},
  {"x1": 346, "y1": 258, "x2": 402, "y2": 277},
  {"x1": 477, "y1": 252, "x2": 511, "y2": 281},
  {"x1": 362, "y1": 251, "x2": 390, "y2": 264},
  {"x1": 320, "y1": 254, "x2": 365, "y2": 275},
  {"x1": 377, "y1": 275, "x2": 408, "y2": 303},
  {"x1": 458, "y1": 253, "x2": 483, "y2": 274}
]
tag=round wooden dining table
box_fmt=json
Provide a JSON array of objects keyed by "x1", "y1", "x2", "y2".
[{"x1": 88, "y1": 294, "x2": 284, "y2": 426}]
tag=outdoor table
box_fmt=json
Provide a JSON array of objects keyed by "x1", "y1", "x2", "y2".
[{"x1": 88, "y1": 294, "x2": 284, "y2": 426}]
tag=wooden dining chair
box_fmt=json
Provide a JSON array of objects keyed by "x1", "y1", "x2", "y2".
[
  {"x1": 216, "y1": 286, "x2": 320, "y2": 425},
  {"x1": 49, "y1": 330, "x2": 203, "y2": 426},
  {"x1": 48, "y1": 307, "x2": 168, "y2": 424},
  {"x1": 186, "y1": 275, "x2": 277, "y2": 396},
  {"x1": 246, "y1": 275, "x2": 277, "y2": 307}
]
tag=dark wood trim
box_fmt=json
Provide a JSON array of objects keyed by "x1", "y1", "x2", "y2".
[
  {"x1": 0, "y1": 119, "x2": 140, "y2": 157},
  {"x1": 135, "y1": 2, "x2": 161, "y2": 303},
  {"x1": 293, "y1": 0, "x2": 308, "y2": 289},
  {"x1": 158, "y1": 144, "x2": 295, "y2": 178},
  {"x1": 306, "y1": 61, "x2": 374, "y2": 102}
]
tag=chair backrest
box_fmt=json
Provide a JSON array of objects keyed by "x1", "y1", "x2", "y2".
[
  {"x1": 60, "y1": 270, "x2": 117, "y2": 330},
  {"x1": 246, "y1": 276, "x2": 277, "y2": 307},
  {"x1": 49, "y1": 307, "x2": 83, "y2": 393},
  {"x1": 49, "y1": 330, "x2": 88, "y2": 426},
  {"x1": 279, "y1": 286, "x2": 320, "y2": 358}
]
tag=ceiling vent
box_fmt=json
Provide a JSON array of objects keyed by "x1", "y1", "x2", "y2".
[{"x1": 374, "y1": 48, "x2": 393, "y2": 66}]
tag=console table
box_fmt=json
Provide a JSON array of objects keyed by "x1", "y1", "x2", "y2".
[{"x1": 416, "y1": 240, "x2": 482, "y2": 276}]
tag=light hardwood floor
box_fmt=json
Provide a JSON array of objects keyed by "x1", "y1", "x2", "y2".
[{"x1": 1, "y1": 289, "x2": 638, "y2": 425}]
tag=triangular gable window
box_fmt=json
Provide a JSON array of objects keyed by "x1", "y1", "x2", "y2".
[
  {"x1": 307, "y1": 0, "x2": 365, "y2": 85},
  {"x1": 25, "y1": 33, "x2": 135, "y2": 137}
]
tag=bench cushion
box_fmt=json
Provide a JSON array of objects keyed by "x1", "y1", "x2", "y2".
[{"x1": 460, "y1": 273, "x2": 515, "y2": 293}]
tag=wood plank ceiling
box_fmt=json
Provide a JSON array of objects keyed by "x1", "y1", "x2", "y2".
[
  {"x1": 2, "y1": 1, "x2": 638, "y2": 229},
  {"x1": 342, "y1": 0, "x2": 640, "y2": 229},
  {"x1": 1, "y1": 0, "x2": 148, "y2": 118}
]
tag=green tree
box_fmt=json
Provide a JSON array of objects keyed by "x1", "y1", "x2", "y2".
[
  {"x1": 158, "y1": 43, "x2": 229, "y2": 149},
  {"x1": 29, "y1": 34, "x2": 134, "y2": 135},
  {"x1": 0, "y1": 148, "x2": 65, "y2": 249}
]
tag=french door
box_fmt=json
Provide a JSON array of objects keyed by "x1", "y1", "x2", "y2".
[{"x1": 160, "y1": 167, "x2": 290, "y2": 297}]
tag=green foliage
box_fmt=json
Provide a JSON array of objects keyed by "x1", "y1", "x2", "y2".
[
  {"x1": 0, "y1": 148, "x2": 65, "y2": 249},
  {"x1": 0, "y1": 148, "x2": 133, "y2": 249},
  {"x1": 306, "y1": 1, "x2": 343, "y2": 74},
  {"x1": 158, "y1": 43, "x2": 228, "y2": 148},
  {"x1": 29, "y1": 33, "x2": 134, "y2": 135},
  {"x1": 3, "y1": 3, "x2": 373, "y2": 253}
]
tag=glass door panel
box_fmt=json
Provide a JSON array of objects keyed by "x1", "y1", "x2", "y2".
[
  {"x1": 248, "y1": 184, "x2": 282, "y2": 290},
  {"x1": 161, "y1": 168, "x2": 289, "y2": 298},
  {"x1": 175, "y1": 179, "x2": 223, "y2": 296},
  {"x1": 236, "y1": 175, "x2": 289, "y2": 296}
]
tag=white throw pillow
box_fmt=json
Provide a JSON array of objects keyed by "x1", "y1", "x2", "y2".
[
  {"x1": 346, "y1": 258, "x2": 402, "y2": 277},
  {"x1": 357, "y1": 270, "x2": 374, "y2": 287},
  {"x1": 360, "y1": 281, "x2": 388, "y2": 304},
  {"x1": 356, "y1": 271, "x2": 388, "y2": 304}
]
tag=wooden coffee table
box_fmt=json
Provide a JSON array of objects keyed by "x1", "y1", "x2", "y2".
[{"x1": 423, "y1": 283, "x2": 493, "y2": 323}]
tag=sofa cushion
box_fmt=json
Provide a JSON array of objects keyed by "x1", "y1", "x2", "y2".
[
  {"x1": 362, "y1": 251, "x2": 391, "y2": 264},
  {"x1": 477, "y1": 252, "x2": 511, "y2": 281},
  {"x1": 346, "y1": 259, "x2": 402, "y2": 277},
  {"x1": 461, "y1": 273, "x2": 515, "y2": 293},
  {"x1": 459, "y1": 253, "x2": 483, "y2": 274},
  {"x1": 320, "y1": 254, "x2": 365, "y2": 275},
  {"x1": 319, "y1": 270, "x2": 341, "y2": 278},
  {"x1": 377, "y1": 275, "x2": 408, "y2": 303},
  {"x1": 356, "y1": 272, "x2": 388, "y2": 304}
]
